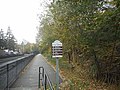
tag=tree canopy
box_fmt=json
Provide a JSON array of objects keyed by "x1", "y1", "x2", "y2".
[{"x1": 37, "y1": 0, "x2": 120, "y2": 84}]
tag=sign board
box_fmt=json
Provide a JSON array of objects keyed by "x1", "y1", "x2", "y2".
[{"x1": 52, "y1": 40, "x2": 62, "y2": 58}]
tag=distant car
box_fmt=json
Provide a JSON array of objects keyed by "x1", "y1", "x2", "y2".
[
  {"x1": 8, "y1": 51, "x2": 14, "y2": 56},
  {"x1": 13, "y1": 51, "x2": 19, "y2": 55}
]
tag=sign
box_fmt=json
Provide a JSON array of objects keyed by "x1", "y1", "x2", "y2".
[
  {"x1": 52, "y1": 40, "x2": 63, "y2": 58},
  {"x1": 52, "y1": 40, "x2": 62, "y2": 90}
]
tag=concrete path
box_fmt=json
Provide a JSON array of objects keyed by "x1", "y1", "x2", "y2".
[{"x1": 10, "y1": 54, "x2": 62, "y2": 90}]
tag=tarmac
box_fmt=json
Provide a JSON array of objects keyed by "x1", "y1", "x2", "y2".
[{"x1": 10, "y1": 54, "x2": 62, "y2": 90}]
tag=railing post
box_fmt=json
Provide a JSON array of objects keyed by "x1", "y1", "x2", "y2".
[
  {"x1": 38, "y1": 67, "x2": 41, "y2": 88},
  {"x1": 6, "y1": 64, "x2": 9, "y2": 90},
  {"x1": 38, "y1": 67, "x2": 54, "y2": 90},
  {"x1": 44, "y1": 75, "x2": 47, "y2": 90},
  {"x1": 16, "y1": 61, "x2": 17, "y2": 78},
  {"x1": 42, "y1": 67, "x2": 44, "y2": 79},
  {"x1": 42, "y1": 67, "x2": 44, "y2": 86}
]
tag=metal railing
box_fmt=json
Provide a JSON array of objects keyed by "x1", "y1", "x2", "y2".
[
  {"x1": 0, "y1": 54, "x2": 35, "y2": 90},
  {"x1": 39, "y1": 67, "x2": 54, "y2": 90}
]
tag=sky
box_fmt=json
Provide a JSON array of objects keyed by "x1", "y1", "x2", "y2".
[{"x1": 0, "y1": 0, "x2": 48, "y2": 43}]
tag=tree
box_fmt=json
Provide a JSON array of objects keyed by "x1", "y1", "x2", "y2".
[
  {"x1": 6, "y1": 27, "x2": 17, "y2": 50},
  {"x1": 0, "y1": 29, "x2": 6, "y2": 49}
]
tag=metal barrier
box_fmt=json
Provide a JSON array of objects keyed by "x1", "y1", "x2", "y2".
[
  {"x1": 0, "y1": 54, "x2": 35, "y2": 90},
  {"x1": 39, "y1": 67, "x2": 54, "y2": 90}
]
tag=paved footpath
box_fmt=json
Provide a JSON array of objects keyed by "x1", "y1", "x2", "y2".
[{"x1": 10, "y1": 54, "x2": 62, "y2": 90}]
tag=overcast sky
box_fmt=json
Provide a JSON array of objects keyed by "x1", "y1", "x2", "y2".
[{"x1": 0, "y1": 0, "x2": 48, "y2": 43}]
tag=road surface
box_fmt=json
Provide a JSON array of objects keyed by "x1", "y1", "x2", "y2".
[{"x1": 0, "y1": 55, "x2": 25, "y2": 64}]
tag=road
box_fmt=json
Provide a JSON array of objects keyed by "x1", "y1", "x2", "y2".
[
  {"x1": 0, "y1": 54, "x2": 28, "y2": 64},
  {"x1": 10, "y1": 54, "x2": 62, "y2": 89}
]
